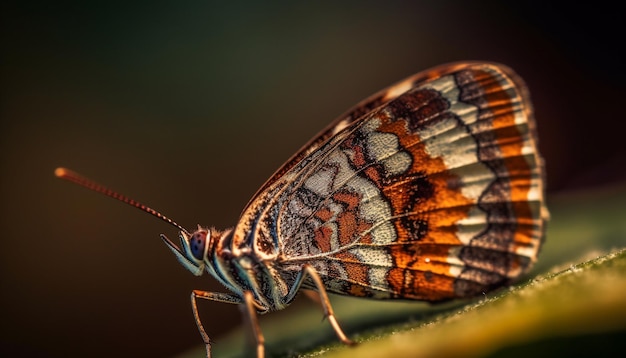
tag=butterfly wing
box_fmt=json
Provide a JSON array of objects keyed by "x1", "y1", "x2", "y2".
[{"x1": 233, "y1": 62, "x2": 547, "y2": 302}]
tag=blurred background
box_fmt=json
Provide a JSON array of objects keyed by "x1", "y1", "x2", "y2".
[{"x1": 1, "y1": 1, "x2": 625, "y2": 357}]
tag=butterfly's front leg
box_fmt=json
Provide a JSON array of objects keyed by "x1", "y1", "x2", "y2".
[{"x1": 191, "y1": 290, "x2": 243, "y2": 358}]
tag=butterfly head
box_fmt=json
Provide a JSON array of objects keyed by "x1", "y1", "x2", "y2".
[{"x1": 160, "y1": 227, "x2": 211, "y2": 276}]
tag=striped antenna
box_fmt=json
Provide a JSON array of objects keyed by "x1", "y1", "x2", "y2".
[{"x1": 55, "y1": 167, "x2": 189, "y2": 235}]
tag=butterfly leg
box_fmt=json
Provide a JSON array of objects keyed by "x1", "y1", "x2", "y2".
[
  {"x1": 242, "y1": 291, "x2": 265, "y2": 358},
  {"x1": 192, "y1": 290, "x2": 243, "y2": 358},
  {"x1": 302, "y1": 264, "x2": 356, "y2": 346}
]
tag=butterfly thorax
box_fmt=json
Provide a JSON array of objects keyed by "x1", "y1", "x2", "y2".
[{"x1": 208, "y1": 224, "x2": 296, "y2": 312}]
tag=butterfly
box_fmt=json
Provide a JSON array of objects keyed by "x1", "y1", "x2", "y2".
[{"x1": 56, "y1": 62, "x2": 548, "y2": 358}]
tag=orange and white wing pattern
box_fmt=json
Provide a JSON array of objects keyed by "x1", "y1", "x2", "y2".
[{"x1": 233, "y1": 62, "x2": 548, "y2": 302}]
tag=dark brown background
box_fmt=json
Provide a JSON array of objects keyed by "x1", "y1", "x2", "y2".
[{"x1": 1, "y1": 1, "x2": 625, "y2": 357}]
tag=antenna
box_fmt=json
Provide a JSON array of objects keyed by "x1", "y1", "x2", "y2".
[{"x1": 55, "y1": 167, "x2": 189, "y2": 235}]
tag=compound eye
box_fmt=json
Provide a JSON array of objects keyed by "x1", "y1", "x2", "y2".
[{"x1": 189, "y1": 231, "x2": 206, "y2": 261}]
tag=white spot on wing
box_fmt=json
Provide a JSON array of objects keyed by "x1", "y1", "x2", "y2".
[
  {"x1": 369, "y1": 221, "x2": 396, "y2": 244},
  {"x1": 366, "y1": 132, "x2": 412, "y2": 176},
  {"x1": 349, "y1": 247, "x2": 392, "y2": 288},
  {"x1": 304, "y1": 167, "x2": 334, "y2": 197},
  {"x1": 455, "y1": 206, "x2": 488, "y2": 245},
  {"x1": 361, "y1": 117, "x2": 381, "y2": 132}
]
